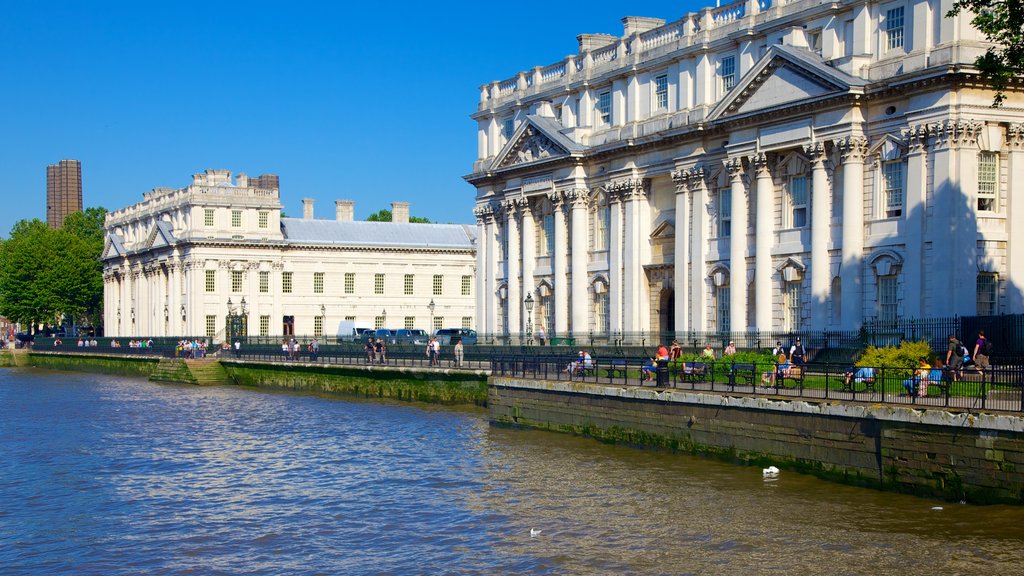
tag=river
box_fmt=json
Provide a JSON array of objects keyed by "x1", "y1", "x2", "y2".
[{"x1": 1, "y1": 368, "x2": 1023, "y2": 575}]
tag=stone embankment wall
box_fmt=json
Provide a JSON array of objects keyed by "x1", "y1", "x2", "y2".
[
  {"x1": 490, "y1": 377, "x2": 1024, "y2": 504},
  {"x1": 26, "y1": 351, "x2": 159, "y2": 378}
]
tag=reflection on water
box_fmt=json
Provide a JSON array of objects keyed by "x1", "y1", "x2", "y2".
[{"x1": 1, "y1": 367, "x2": 1022, "y2": 575}]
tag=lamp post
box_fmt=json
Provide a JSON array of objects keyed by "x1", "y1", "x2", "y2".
[
  {"x1": 427, "y1": 298, "x2": 435, "y2": 333},
  {"x1": 524, "y1": 293, "x2": 534, "y2": 344},
  {"x1": 164, "y1": 302, "x2": 169, "y2": 336},
  {"x1": 382, "y1": 308, "x2": 387, "y2": 328},
  {"x1": 320, "y1": 304, "x2": 326, "y2": 339},
  {"x1": 180, "y1": 303, "x2": 186, "y2": 334}
]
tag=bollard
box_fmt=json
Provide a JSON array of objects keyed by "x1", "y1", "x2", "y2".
[{"x1": 656, "y1": 359, "x2": 669, "y2": 387}]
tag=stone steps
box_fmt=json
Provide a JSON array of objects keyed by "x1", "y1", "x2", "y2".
[{"x1": 148, "y1": 358, "x2": 233, "y2": 386}]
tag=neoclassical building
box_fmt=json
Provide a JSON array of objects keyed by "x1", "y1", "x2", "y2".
[
  {"x1": 103, "y1": 170, "x2": 476, "y2": 340},
  {"x1": 467, "y1": 0, "x2": 1024, "y2": 338}
]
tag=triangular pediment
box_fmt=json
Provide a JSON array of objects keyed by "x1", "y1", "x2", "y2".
[
  {"x1": 102, "y1": 233, "x2": 125, "y2": 260},
  {"x1": 651, "y1": 220, "x2": 675, "y2": 239},
  {"x1": 709, "y1": 45, "x2": 867, "y2": 121},
  {"x1": 491, "y1": 115, "x2": 580, "y2": 170},
  {"x1": 145, "y1": 220, "x2": 177, "y2": 250}
]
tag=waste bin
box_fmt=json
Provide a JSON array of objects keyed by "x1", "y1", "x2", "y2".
[{"x1": 656, "y1": 359, "x2": 669, "y2": 387}]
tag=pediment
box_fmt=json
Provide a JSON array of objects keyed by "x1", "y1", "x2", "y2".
[
  {"x1": 650, "y1": 220, "x2": 675, "y2": 239},
  {"x1": 144, "y1": 220, "x2": 176, "y2": 250},
  {"x1": 709, "y1": 45, "x2": 867, "y2": 121},
  {"x1": 102, "y1": 233, "x2": 125, "y2": 260},
  {"x1": 491, "y1": 116, "x2": 578, "y2": 170}
]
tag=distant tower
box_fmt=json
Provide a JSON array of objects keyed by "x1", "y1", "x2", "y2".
[{"x1": 46, "y1": 159, "x2": 83, "y2": 229}]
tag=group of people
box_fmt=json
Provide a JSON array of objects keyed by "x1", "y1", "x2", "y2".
[
  {"x1": 175, "y1": 339, "x2": 208, "y2": 358},
  {"x1": 365, "y1": 337, "x2": 389, "y2": 364},
  {"x1": 565, "y1": 350, "x2": 594, "y2": 375},
  {"x1": 641, "y1": 344, "x2": 671, "y2": 382}
]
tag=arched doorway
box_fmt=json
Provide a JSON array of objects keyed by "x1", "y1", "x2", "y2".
[{"x1": 660, "y1": 289, "x2": 675, "y2": 334}]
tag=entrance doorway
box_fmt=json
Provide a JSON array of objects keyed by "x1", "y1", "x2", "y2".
[
  {"x1": 660, "y1": 289, "x2": 675, "y2": 334},
  {"x1": 283, "y1": 316, "x2": 295, "y2": 336}
]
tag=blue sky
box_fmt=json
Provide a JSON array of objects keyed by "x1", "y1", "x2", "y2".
[{"x1": 0, "y1": 0, "x2": 706, "y2": 236}]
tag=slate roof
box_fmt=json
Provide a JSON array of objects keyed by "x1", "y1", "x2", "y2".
[{"x1": 280, "y1": 218, "x2": 476, "y2": 249}]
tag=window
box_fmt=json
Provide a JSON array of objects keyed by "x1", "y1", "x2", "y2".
[
  {"x1": 720, "y1": 56, "x2": 736, "y2": 92},
  {"x1": 595, "y1": 202, "x2": 610, "y2": 250},
  {"x1": 204, "y1": 209, "x2": 215, "y2": 227},
  {"x1": 374, "y1": 316, "x2": 385, "y2": 329},
  {"x1": 259, "y1": 315, "x2": 270, "y2": 337},
  {"x1": 258, "y1": 211, "x2": 269, "y2": 228},
  {"x1": 878, "y1": 275, "x2": 898, "y2": 322},
  {"x1": 541, "y1": 295, "x2": 553, "y2": 335},
  {"x1": 282, "y1": 272, "x2": 293, "y2": 294},
  {"x1": 345, "y1": 273, "x2": 355, "y2": 294},
  {"x1": 787, "y1": 175, "x2": 808, "y2": 228},
  {"x1": 718, "y1": 188, "x2": 732, "y2": 237},
  {"x1": 205, "y1": 270, "x2": 216, "y2": 293},
  {"x1": 977, "y1": 273, "x2": 998, "y2": 316},
  {"x1": 231, "y1": 270, "x2": 243, "y2": 293},
  {"x1": 314, "y1": 272, "x2": 324, "y2": 294},
  {"x1": 461, "y1": 275, "x2": 471, "y2": 296},
  {"x1": 231, "y1": 210, "x2": 242, "y2": 228},
  {"x1": 462, "y1": 316, "x2": 472, "y2": 329},
  {"x1": 433, "y1": 317, "x2": 444, "y2": 331},
  {"x1": 314, "y1": 316, "x2": 323, "y2": 338},
  {"x1": 206, "y1": 315, "x2": 217, "y2": 338},
  {"x1": 595, "y1": 292, "x2": 609, "y2": 333},
  {"x1": 345, "y1": 315, "x2": 355, "y2": 322},
  {"x1": 885, "y1": 6, "x2": 905, "y2": 51},
  {"x1": 539, "y1": 212, "x2": 555, "y2": 255},
  {"x1": 259, "y1": 271, "x2": 269, "y2": 293},
  {"x1": 715, "y1": 285, "x2": 730, "y2": 332},
  {"x1": 374, "y1": 273, "x2": 385, "y2": 295},
  {"x1": 598, "y1": 91, "x2": 611, "y2": 125},
  {"x1": 784, "y1": 281, "x2": 802, "y2": 331},
  {"x1": 404, "y1": 316, "x2": 415, "y2": 330},
  {"x1": 882, "y1": 161, "x2": 904, "y2": 218},
  {"x1": 654, "y1": 74, "x2": 669, "y2": 110},
  {"x1": 433, "y1": 274, "x2": 443, "y2": 296},
  {"x1": 405, "y1": 274, "x2": 414, "y2": 295},
  {"x1": 978, "y1": 152, "x2": 998, "y2": 211},
  {"x1": 503, "y1": 117, "x2": 515, "y2": 139}
]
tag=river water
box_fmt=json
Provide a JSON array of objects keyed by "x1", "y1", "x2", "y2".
[{"x1": 2, "y1": 368, "x2": 1023, "y2": 575}]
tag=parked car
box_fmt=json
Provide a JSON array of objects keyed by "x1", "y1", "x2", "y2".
[
  {"x1": 372, "y1": 328, "x2": 397, "y2": 344},
  {"x1": 394, "y1": 329, "x2": 429, "y2": 345},
  {"x1": 355, "y1": 328, "x2": 377, "y2": 341},
  {"x1": 433, "y1": 328, "x2": 477, "y2": 346}
]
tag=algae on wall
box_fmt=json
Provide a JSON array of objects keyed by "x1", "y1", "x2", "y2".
[
  {"x1": 224, "y1": 363, "x2": 488, "y2": 406},
  {"x1": 26, "y1": 353, "x2": 158, "y2": 378},
  {"x1": 0, "y1": 350, "x2": 15, "y2": 367}
]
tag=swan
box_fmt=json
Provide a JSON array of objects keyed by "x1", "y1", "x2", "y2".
[
  {"x1": 530, "y1": 528, "x2": 542, "y2": 537},
  {"x1": 762, "y1": 465, "x2": 780, "y2": 477}
]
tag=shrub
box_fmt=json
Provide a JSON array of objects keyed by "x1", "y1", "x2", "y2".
[{"x1": 856, "y1": 340, "x2": 933, "y2": 382}]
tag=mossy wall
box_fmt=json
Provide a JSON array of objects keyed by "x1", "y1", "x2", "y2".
[
  {"x1": 224, "y1": 362, "x2": 488, "y2": 406},
  {"x1": 26, "y1": 352, "x2": 158, "y2": 378},
  {"x1": 489, "y1": 377, "x2": 1024, "y2": 505},
  {"x1": 0, "y1": 350, "x2": 15, "y2": 367}
]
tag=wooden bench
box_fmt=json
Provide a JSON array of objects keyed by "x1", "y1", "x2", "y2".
[
  {"x1": 728, "y1": 362, "x2": 757, "y2": 387},
  {"x1": 604, "y1": 359, "x2": 628, "y2": 379},
  {"x1": 777, "y1": 365, "x2": 805, "y2": 388},
  {"x1": 679, "y1": 361, "x2": 709, "y2": 384}
]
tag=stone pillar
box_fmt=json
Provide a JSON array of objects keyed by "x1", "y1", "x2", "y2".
[
  {"x1": 753, "y1": 153, "x2": 774, "y2": 331},
  {"x1": 504, "y1": 200, "x2": 521, "y2": 335},
  {"x1": 473, "y1": 206, "x2": 490, "y2": 335},
  {"x1": 622, "y1": 184, "x2": 639, "y2": 333},
  {"x1": 521, "y1": 202, "x2": 537, "y2": 331},
  {"x1": 690, "y1": 168, "x2": 709, "y2": 331},
  {"x1": 1008, "y1": 125, "x2": 1024, "y2": 313},
  {"x1": 902, "y1": 125, "x2": 929, "y2": 320},
  {"x1": 671, "y1": 170, "x2": 691, "y2": 331},
  {"x1": 726, "y1": 157, "x2": 748, "y2": 332},
  {"x1": 568, "y1": 190, "x2": 590, "y2": 335},
  {"x1": 609, "y1": 190, "x2": 624, "y2": 332},
  {"x1": 836, "y1": 136, "x2": 868, "y2": 329},
  {"x1": 551, "y1": 191, "x2": 569, "y2": 335},
  {"x1": 486, "y1": 209, "x2": 499, "y2": 335},
  {"x1": 807, "y1": 142, "x2": 831, "y2": 330}
]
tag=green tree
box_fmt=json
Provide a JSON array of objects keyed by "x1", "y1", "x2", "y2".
[
  {"x1": 949, "y1": 1, "x2": 1024, "y2": 106},
  {"x1": 366, "y1": 208, "x2": 431, "y2": 223}
]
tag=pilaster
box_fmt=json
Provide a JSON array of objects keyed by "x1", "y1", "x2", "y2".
[
  {"x1": 567, "y1": 189, "x2": 590, "y2": 335},
  {"x1": 726, "y1": 157, "x2": 748, "y2": 332},
  {"x1": 1008, "y1": 124, "x2": 1024, "y2": 313},
  {"x1": 752, "y1": 153, "x2": 774, "y2": 331},
  {"x1": 550, "y1": 191, "x2": 569, "y2": 335},
  {"x1": 806, "y1": 142, "x2": 831, "y2": 330},
  {"x1": 835, "y1": 135, "x2": 868, "y2": 329}
]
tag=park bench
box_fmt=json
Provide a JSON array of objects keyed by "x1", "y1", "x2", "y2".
[
  {"x1": 842, "y1": 367, "x2": 877, "y2": 393},
  {"x1": 777, "y1": 365, "x2": 805, "y2": 389},
  {"x1": 728, "y1": 362, "x2": 757, "y2": 387},
  {"x1": 604, "y1": 359, "x2": 628, "y2": 379},
  {"x1": 679, "y1": 361, "x2": 709, "y2": 385}
]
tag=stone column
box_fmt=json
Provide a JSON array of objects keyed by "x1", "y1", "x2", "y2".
[
  {"x1": 807, "y1": 142, "x2": 831, "y2": 330},
  {"x1": 521, "y1": 201, "x2": 537, "y2": 331},
  {"x1": 671, "y1": 169, "x2": 691, "y2": 332},
  {"x1": 690, "y1": 168, "x2": 709, "y2": 331},
  {"x1": 504, "y1": 200, "x2": 521, "y2": 335},
  {"x1": 609, "y1": 190, "x2": 624, "y2": 332},
  {"x1": 551, "y1": 191, "x2": 569, "y2": 335},
  {"x1": 568, "y1": 190, "x2": 590, "y2": 335},
  {"x1": 473, "y1": 206, "x2": 491, "y2": 336},
  {"x1": 836, "y1": 136, "x2": 867, "y2": 329},
  {"x1": 1008, "y1": 124, "x2": 1024, "y2": 313},
  {"x1": 170, "y1": 258, "x2": 181, "y2": 337},
  {"x1": 726, "y1": 157, "x2": 748, "y2": 332},
  {"x1": 752, "y1": 153, "x2": 774, "y2": 331},
  {"x1": 485, "y1": 208, "x2": 499, "y2": 336},
  {"x1": 902, "y1": 125, "x2": 929, "y2": 320}
]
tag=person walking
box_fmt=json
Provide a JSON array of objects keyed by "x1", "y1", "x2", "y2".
[
  {"x1": 453, "y1": 338, "x2": 464, "y2": 367},
  {"x1": 973, "y1": 330, "x2": 991, "y2": 376},
  {"x1": 310, "y1": 338, "x2": 319, "y2": 362},
  {"x1": 536, "y1": 325, "x2": 546, "y2": 346},
  {"x1": 945, "y1": 335, "x2": 964, "y2": 381},
  {"x1": 233, "y1": 340, "x2": 241, "y2": 358}
]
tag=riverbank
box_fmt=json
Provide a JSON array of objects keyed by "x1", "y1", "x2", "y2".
[{"x1": 489, "y1": 376, "x2": 1024, "y2": 504}]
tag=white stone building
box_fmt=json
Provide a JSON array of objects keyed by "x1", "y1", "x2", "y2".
[
  {"x1": 467, "y1": 0, "x2": 1024, "y2": 338},
  {"x1": 102, "y1": 170, "x2": 477, "y2": 340}
]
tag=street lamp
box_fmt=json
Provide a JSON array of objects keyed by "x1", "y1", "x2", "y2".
[
  {"x1": 382, "y1": 308, "x2": 387, "y2": 327},
  {"x1": 130, "y1": 306, "x2": 135, "y2": 324},
  {"x1": 240, "y1": 296, "x2": 247, "y2": 316},
  {"x1": 524, "y1": 293, "x2": 534, "y2": 342},
  {"x1": 164, "y1": 303, "x2": 169, "y2": 323},
  {"x1": 427, "y1": 299, "x2": 435, "y2": 332}
]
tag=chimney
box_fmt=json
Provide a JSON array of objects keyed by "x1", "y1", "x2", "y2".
[
  {"x1": 302, "y1": 198, "x2": 314, "y2": 220},
  {"x1": 335, "y1": 200, "x2": 354, "y2": 222},
  {"x1": 391, "y1": 201, "x2": 410, "y2": 224}
]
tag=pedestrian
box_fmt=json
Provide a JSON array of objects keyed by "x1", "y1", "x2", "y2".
[
  {"x1": 772, "y1": 341, "x2": 784, "y2": 357},
  {"x1": 669, "y1": 340, "x2": 682, "y2": 361},
  {"x1": 233, "y1": 340, "x2": 241, "y2": 358},
  {"x1": 973, "y1": 330, "x2": 991, "y2": 376},
  {"x1": 945, "y1": 334, "x2": 964, "y2": 381},
  {"x1": 366, "y1": 337, "x2": 376, "y2": 363},
  {"x1": 702, "y1": 343, "x2": 715, "y2": 360},
  {"x1": 282, "y1": 340, "x2": 289, "y2": 359},
  {"x1": 536, "y1": 325, "x2": 546, "y2": 346},
  {"x1": 789, "y1": 338, "x2": 806, "y2": 366},
  {"x1": 429, "y1": 336, "x2": 441, "y2": 366},
  {"x1": 724, "y1": 341, "x2": 737, "y2": 356},
  {"x1": 310, "y1": 338, "x2": 319, "y2": 362},
  {"x1": 453, "y1": 338, "x2": 464, "y2": 367}
]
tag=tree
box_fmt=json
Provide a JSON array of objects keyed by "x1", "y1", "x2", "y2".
[
  {"x1": 366, "y1": 208, "x2": 431, "y2": 223},
  {"x1": 949, "y1": 0, "x2": 1024, "y2": 106}
]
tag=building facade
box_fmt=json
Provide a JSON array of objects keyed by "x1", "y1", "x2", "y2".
[
  {"x1": 46, "y1": 159, "x2": 82, "y2": 229},
  {"x1": 467, "y1": 0, "x2": 1024, "y2": 338},
  {"x1": 102, "y1": 170, "x2": 477, "y2": 340}
]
